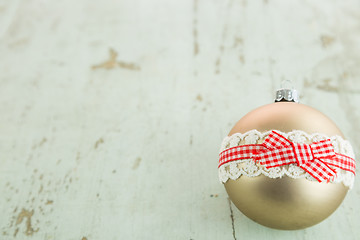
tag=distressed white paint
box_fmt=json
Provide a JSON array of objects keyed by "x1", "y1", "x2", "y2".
[{"x1": 0, "y1": 0, "x2": 360, "y2": 239}]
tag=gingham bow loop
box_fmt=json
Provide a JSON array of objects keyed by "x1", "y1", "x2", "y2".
[{"x1": 254, "y1": 131, "x2": 337, "y2": 182}]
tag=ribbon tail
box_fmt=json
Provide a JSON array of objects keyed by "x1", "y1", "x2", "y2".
[
  {"x1": 300, "y1": 160, "x2": 337, "y2": 182},
  {"x1": 320, "y1": 154, "x2": 356, "y2": 175}
]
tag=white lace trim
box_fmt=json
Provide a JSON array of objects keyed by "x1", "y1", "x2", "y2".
[{"x1": 218, "y1": 130, "x2": 356, "y2": 189}]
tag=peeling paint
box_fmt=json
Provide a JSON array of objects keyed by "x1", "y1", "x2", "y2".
[
  {"x1": 16, "y1": 209, "x2": 39, "y2": 236},
  {"x1": 304, "y1": 78, "x2": 360, "y2": 93},
  {"x1": 38, "y1": 184, "x2": 43, "y2": 194},
  {"x1": 94, "y1": 138, "x2": 104, "y2": 149},
  {"x1": 92, "y1": 48, "x2": 140, "y2": 71},
  {"x1": 118, "y1": 61, "x2": 141, "y2": 71},
  {"x1": 13, "y1": 228, "x2": 19, "y2": 237},
  {"x1": 233, "y1": 37, "x2": 243, "y2": 48},
  {"x1": 214, "y1": 0, "x2": 234, "y2": 74},
  {"x1": 320, "y1": 35, "x2": 335, "y2": 48},
  {"x1": 32, "y1": 138, "x2": 47, "y2": 149},
  {"x1": 132, "y1": 157, "x2": 142, "y2": 170},
  {"x1": 76, "y1": 152, "x2": 81, "y2": 162},
  {"x1": 238, "y1": 55, "x2": 245, "y2": 64}
]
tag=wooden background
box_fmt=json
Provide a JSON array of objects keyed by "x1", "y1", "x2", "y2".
[{"x1": 0, "y1": 0, "x2": 360, "y2": 239}]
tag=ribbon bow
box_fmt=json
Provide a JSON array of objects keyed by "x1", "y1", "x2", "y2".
[
  {"x1": 218, "y1": 131, "x2": 356, "y2": 183},
  {"x1": 255, "y1": 131, "x2": 340, "y2": 182}
]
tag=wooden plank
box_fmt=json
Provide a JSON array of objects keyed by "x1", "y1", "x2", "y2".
[{"x1": 0, "y1": 0, "x2": 359, "y2": 239}]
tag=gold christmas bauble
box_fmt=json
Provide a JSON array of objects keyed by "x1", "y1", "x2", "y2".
[{"x1": 220, "y1": 101, "x2": 355, "y2": 230}]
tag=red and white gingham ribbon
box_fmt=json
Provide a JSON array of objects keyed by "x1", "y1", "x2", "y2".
[{"x1": 219, "y1": 131, "x2": 356, "y2": 182}]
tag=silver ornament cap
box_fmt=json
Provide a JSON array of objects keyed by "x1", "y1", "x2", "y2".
[
  {"x1": 275, "y1": 80, "x2": 299, "y2": 103},
  {"x1": 275, "y1": 89, "x2": 299, "y2": 102}
]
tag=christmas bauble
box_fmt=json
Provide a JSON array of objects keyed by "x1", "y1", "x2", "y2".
[{"x1": 218, "y1": 89, "x2": 356, "y2": 230}]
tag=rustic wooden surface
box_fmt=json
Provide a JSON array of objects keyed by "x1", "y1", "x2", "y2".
[{"x1": 0, "y1": 0, "x2": 360, "y2": 239}]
